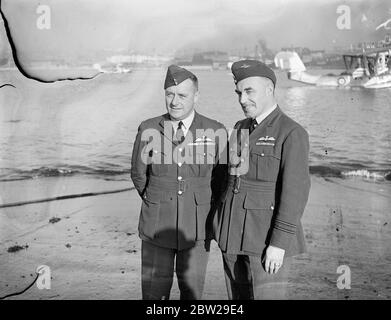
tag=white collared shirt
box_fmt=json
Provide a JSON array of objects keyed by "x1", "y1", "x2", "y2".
[
  {"x1": 171, "y1": 110, "x2": 195, "y2": 137},
  {"x1": 254, "y1": 104, "x2": 277, "y2": 126}
]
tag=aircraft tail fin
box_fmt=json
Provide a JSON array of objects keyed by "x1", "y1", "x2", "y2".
[{"x1": 274, "y1": 51, "x2": 306, "y2": 72}]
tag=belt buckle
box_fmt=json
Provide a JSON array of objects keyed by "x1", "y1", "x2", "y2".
[
  {"x1": 233, "y1": 176, "x2": 240, "y2": 194},
  {"x1": 178, "y1": 179, "x2": 186, "y2": 193}
]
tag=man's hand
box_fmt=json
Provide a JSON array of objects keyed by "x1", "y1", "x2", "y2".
[{"x1": 263, "y1": 245, "x2": 285, "y2": 274}]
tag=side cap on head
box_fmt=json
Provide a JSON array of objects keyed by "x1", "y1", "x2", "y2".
[
  {"x1": 231, "y1": 59, "x2": 276, "y2": 87},
  {"x1": 164, "y1": 65, "x2": 197, "y2": 89}
]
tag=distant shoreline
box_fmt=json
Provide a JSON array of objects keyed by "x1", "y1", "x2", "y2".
[{"x1": 0, "y1": 164, "x2": 390, "y2": 185}]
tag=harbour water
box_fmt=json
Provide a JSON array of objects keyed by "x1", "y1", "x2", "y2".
[{"x1": 0, "y1": 68, "x2": 390, "y2": 183}]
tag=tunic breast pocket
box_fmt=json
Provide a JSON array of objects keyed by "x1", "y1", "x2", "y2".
[
  {"x1": 250, "y1": 147, "x2": 281, "y2": 182},
  {"x1": 150, "y1": 150, "x2": 169, "y2": 176},
  {"x1": 193, "y1": 149, "x2": 215, "y2": 177}
]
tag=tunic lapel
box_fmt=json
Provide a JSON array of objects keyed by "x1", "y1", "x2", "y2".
[
  {"x1": 187, "y1": 111, "x2": 201, "y2": 142},
  {"x1": 158, "y1": 113, "x2": 174, "y2": 145}
]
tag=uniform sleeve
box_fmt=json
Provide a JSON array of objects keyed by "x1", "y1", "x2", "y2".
[
  {"x1": 130, "y1": 123, "x2": 148, "y2": 198},
  {"x1": 209, "y1": 124, "x2": 228, "y2": 240},
  {"x1": 269, "y1": 127, "x2": 311, "y2": 250},
  {"x1": 228, "y1": 120, "x2": 242, "y2": 166},
  {"x1": 211, "y1": 124, "x2": 228, "y2": 203}
]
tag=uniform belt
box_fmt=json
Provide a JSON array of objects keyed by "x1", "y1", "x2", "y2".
[
  {"x1": 148, "y1": 176, "x2": 210, "y2": 192},
  {"x1": 228, "y1": 176, "x2": 275, "y2": 193}
]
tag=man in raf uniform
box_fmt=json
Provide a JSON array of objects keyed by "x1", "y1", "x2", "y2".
[
  {"x1": 215, "y1": 60, "x2": 311, "y2": 299},
  {"x1": 131, "y1": 65, "x2": 227, "y2": 300}
]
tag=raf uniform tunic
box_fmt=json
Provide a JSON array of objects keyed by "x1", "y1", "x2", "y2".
[
  {"x1": 131, "y1": 111, "x2": 227, "y2": 251},
  {"x1": 216, "y1": 106, "x2": 310, "y2": 257}
]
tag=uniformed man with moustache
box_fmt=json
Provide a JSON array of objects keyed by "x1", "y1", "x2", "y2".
[
  {"x1": 215, "y1": 60, "x2": 311, "y2": 300},
  {"x1": 131, "y1": 65, "x2": 227, "y2": 300}
]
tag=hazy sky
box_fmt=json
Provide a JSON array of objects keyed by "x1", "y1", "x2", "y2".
[{"x1": 1, "y1": 0, "x2": 391, "y2": 61}]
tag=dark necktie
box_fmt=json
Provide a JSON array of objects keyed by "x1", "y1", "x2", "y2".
[
  {"x1": 175, "y1": 121, "x2": 185, "y2": 143},
  {"x1": 249, "y1": 118, "x2": 257, "y2": 134}
]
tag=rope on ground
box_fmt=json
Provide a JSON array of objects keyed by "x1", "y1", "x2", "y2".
[
  {"x1": 0, "y1": 187, "x2": 135, "y2": 209},
  {"x1": 0, "y1": 273, "x2": 39, "y2": 300}
]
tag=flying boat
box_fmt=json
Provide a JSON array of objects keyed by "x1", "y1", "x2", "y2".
[{"x1": 274, "y1": 47, "x2": 391, "y2": 89}]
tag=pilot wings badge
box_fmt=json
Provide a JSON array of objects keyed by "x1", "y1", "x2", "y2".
[
  {"x1": 256, "y1": 136, "x2": 276, "y2": 146},
  {"x1": 188, "y1": 135, "x2": 215, "y2": 146}
]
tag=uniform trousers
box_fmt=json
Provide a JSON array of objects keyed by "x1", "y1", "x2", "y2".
[
  {"x1": 222, "y1": 253, "x2": 291, "y2": 300},
  {"x1": 141, "y1": 240, "x2": 210, "y2": 300}
]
